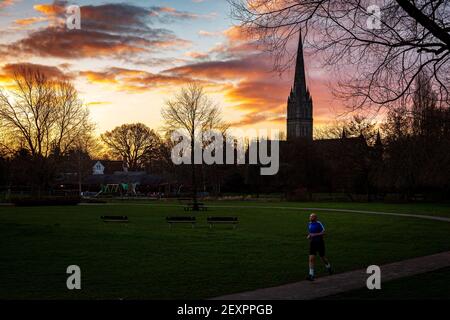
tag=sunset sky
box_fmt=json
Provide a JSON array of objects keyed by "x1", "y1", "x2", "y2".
[{"x1": 0, "y1": 0, "x2": 344, "y2": 135}]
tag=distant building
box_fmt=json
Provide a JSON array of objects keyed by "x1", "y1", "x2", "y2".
[
  {"x1": 92, "y1": 161, "x2": 105, "y2": 175},
  {"x1": 91, "y1": 160, "x2": 124, "y2": 175},
  {"x1": 279, "y1": 30, "x2": 383, "y2": 197}
]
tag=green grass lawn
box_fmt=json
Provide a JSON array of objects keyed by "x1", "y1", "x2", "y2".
[
  {"x1": 209, "y1": 201, "x2": 450, "y2": 218},
  {"x1": 109, "y1": 200, "x2": 450, "y2": 218},
  {"x1": 321, "y1": 267, "x2": 450, "y2": 300},
  {"x1": 0, "y1": 201, "x2": 449, "y2": 299}
]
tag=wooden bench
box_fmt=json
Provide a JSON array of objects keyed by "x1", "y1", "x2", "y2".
[
  {"x1": 184, "y1": 202, "x2": 208, "y2": 211},
  {"x1": 166, "y1": 216, "x2": 196, "y2": 228},
  {"x1": 207, "y1": 216, "x2": 238, "y2": 229},
  {"x1": 101, "y1": 216, "x2": 129, "y2": 223}
]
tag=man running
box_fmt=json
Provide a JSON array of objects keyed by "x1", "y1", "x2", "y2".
[{"x1": 306, "y1": 213, "x2": 332, "y2": 281}]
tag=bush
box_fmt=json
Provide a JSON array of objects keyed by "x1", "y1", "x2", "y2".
[{"x1": 12, "y1": 196, "x2": 81, "y2": 206}]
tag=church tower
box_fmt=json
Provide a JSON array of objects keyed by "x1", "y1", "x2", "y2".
[{"x1": 287, "y1": 31, "x2": 313, "y2": 141}]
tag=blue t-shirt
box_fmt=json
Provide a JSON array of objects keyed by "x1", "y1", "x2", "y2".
[{"x1": 308, "y1": 221, "x2": 325, "y2": 241}]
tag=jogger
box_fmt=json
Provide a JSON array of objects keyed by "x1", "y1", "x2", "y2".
[{"x1": 306, "y1": 213, "x2": 332, "y2": 281}]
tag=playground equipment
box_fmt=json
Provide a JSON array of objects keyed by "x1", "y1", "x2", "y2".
[{"x1": 95, "y1": 183, "x2": 139, "y2": 197}]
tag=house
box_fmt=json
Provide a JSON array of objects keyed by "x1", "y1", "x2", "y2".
[
  {"x1": 92, "y1": 161, "x2": 105, "y2": 175},
  {"x1": 91, "y1": 160, "x2": 125, "y2": 175}
]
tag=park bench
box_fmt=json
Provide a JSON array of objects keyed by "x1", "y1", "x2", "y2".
[
  {"x1": 207, "y1": 216, "x2": 239, "y2": 229},
  {"x1": 166, "y1": 216, "x2": 197, "y2": 228},
  {"x1": 101, "y1": 216, "x2": 129, "y2": 223},
  {"x1": 184, "y1": 202, "x2": 208, "y2": 211}
]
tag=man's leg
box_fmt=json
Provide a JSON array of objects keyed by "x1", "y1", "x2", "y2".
[
  {"x1": 319, "y1": 242, "x2": 333, "y2": 275},
  {"x1": 320, "y1": 256, "x2": 330, "y2": 265},
  {"x1": 319, "y1": 256, "x2": 333, "y2": 275},
  {"x1": 308, "y1": 255, "x2": 316, "y2": 280}
]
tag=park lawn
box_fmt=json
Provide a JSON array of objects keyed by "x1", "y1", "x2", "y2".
[
  {"x1": 0, "y1": 202, "x2": 449, "y2": 299},
  {"x1": 205, "y1": 201, "x2": 450, "y2": 218},
  {"x1": 269, "y1": 201, "x2": 450, "y2": 218},
  {"x1": 321, "y1": 267, "x2": 450, "y2": 300},
  {"x1": 110, "y1": 200, "x2": 450, "y2": 218}
]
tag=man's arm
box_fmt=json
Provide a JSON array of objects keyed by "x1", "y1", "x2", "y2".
[{"x1": 309, "y1": 231, "x2": 325, "y2": 237}]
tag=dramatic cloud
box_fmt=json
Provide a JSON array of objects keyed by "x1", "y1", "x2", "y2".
[
  {"x1": 0, "y1": 1, "x2": 339, "y2": 131},
  {"x1": 2, "y1": 2, "x2": 191, "y2": 60},
  {"x1": 163, "y1": 27, "x2": 292, "y2": 127},
  {"x1": 0, "y1": 62, "x2": 72, "y2": 85},
  {"x1": 163, "y1": 56, "x2": 290, "y2": 126},
  {"x1": 230, "y1": 112, "x2": 285, "y2": 127},
  {"x1": 79, "y1": 67, "x2": 192, "y2": 93},
  {"x1": 161, "y1": 25, "x2": 338, "y2": 127},
  {"x1": 166, "y1": 56, "x2": 270, "y2": 81},
  {"x1": 5, "y1": 27, "x2": 186, "y2": 59}
]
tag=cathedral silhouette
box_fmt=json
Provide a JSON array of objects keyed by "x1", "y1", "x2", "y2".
[{"x1": 287, "y1": 32, "x2": 313, "y2": 141}]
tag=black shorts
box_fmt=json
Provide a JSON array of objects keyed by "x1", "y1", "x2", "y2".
[{"x1": 309, "y1": 240, "x2": 325, "y2": 257}]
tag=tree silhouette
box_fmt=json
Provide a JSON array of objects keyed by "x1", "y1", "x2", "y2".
[
  {"x1": 229, "y1": 0, "x2": 450, "y2": 110},
  {"x1": 162, "y1": 83, "x2": 226, "y2": 210},
  {"x1": 0, "y1": 66, "x2": 92, "y2": 192},
  {"x1": 101, "y1": 123, "x2": 162, "y2": 171}
]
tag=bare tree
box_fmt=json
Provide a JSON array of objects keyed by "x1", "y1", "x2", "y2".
[
  {"x1": 412, "y1": 70, "x2": 440, "y2": 136},
  {"x1": 314, "y1": 114, "x2": 377, "y2": 144},
  {"x1": 0, "y1": 67, "x2": 92, "y2": 158},
  {"x1": 381, "y1": 69, "x2": 443, "y2": 139},
  {"x1": 229, "y1": 0, "x2": 450, "y2": 110},
  {"x1": 345, "y1": 114, "x2": 378, "y2": 144},
  {"x1": 161, "y1": 83, "x2": 227, "y2": 210},
  {"x1": 314, "y1": 120, "x2": 345, "y2": 140},
  {"x1": 101, "y1": 123, "x2": 162, "y2": 171},
  {"x1": 0, "y1": 66, "x2": 93, "y2": 192}
]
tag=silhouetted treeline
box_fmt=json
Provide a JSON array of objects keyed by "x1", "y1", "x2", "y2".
[{"x1": 1, "y1": 69, "x2": 449, "y2": 201}]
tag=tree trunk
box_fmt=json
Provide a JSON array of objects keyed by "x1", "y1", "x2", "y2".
[
  {"x1": 191, "y1": 134, "x2": 199, "y2": 211},
  {"x1": 78, "y1": 152, "x2": 82, "y2": 196}
]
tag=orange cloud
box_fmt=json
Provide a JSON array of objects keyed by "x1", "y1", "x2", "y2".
[
  {"x1": 1, "y1": 62, "x2": 71, "y2": 80},
  {"x1": 164, "y1": 25, "x2": 343, "y2": 128},
  {"x1": 0, "y1": 62, "x2": 74, "y2": 90},
  {"x1": 163, "y1": 52, "x2": 291, "y2": 125},
  {"x1": 223, "y1": 26, "x2": 253, "y2": 42},
  {"x1": 14, "y1": 17, "x2": 47, "y2": 26},
  {"x1": 79, "y1": 67, "x2": 192, "y2": 93},
  {"x1": 33, "y1": 3, "x2": 64, "y2": 15},
  {"x1": 230, "y1": 112, "x2": 285, "y2": 127}
]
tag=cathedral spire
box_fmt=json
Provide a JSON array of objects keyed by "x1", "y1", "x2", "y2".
[
  {"x1": 286, "y1": 30, "x2": 313, "y2": 141},
  {"x1": 293, "y1": 30, "x2": 307, "y2": 97}
]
